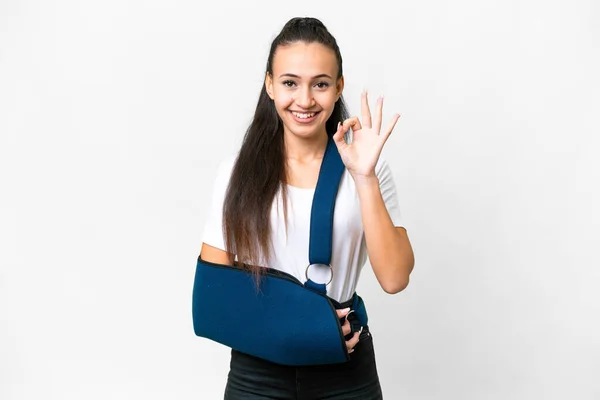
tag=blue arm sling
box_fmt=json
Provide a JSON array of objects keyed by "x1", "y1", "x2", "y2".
[{"x1": 192, "y1": 136, "x2": 369, "y2": 366}]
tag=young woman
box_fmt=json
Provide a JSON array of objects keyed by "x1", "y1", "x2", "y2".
[{"x1": 199, "y1": 17, "x2": 415, "y2": 400}]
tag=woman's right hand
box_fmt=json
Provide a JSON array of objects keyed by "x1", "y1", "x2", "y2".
[{"x1": 336, "y1": 308, "x2": 361, "y2": 353}]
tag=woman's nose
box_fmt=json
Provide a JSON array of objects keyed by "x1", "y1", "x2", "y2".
[{"x1": 295, "y1": 87, "x2": 315, "y2": 108}]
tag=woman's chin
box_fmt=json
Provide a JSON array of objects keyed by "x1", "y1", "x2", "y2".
[{"x1": 284, "y1": 125, "x2": 327, "y2": 139}]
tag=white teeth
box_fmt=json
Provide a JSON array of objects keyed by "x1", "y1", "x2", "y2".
[{"x1": 292, "y1": 111, "x2": 316, "y2": 119}]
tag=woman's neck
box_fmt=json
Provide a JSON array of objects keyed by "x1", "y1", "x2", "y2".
[{"x1": 283, "y1": 130, "x2": 329, "y2": 162}]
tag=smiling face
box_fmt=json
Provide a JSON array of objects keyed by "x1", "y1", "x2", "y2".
[{"x1": 265, "y1": 41, "x2": 344, "y2": 140}]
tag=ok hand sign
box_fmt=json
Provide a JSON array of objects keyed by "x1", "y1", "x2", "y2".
[{"x1": 332, "y1": 90, "x2": 401, "y2": 180}]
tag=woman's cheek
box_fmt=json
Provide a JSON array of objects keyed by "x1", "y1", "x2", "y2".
[{"x1": 274, "y1": 94, "x2": 294, "y2": 109}]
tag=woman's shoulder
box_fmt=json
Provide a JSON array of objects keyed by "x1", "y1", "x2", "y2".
[{"x1": 204, "y1": 152, "x2": 238, "y2": 199}]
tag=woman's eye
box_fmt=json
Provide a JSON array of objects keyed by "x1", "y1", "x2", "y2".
[{"x1": 282, "y1": 81, "x2": 329, "y2": 89}]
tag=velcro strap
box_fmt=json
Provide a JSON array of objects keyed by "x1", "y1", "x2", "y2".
[{"x1": 352, "y1": 293, "x2": 368, "y2": 327}]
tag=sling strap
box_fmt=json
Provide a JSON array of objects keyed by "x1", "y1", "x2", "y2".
[{"x1": 303, "y1": 135, "x2": 346, "y2": 295}]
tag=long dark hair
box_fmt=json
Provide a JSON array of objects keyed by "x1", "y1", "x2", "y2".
[{"x1": 222, "y1": 17, "x2": 350, "y2": 287}]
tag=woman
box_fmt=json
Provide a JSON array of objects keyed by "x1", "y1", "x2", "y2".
[{"x1": 199, "y1": 17, "x2": 415, "y2": 399}]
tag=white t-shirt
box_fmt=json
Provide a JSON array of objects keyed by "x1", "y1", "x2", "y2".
[{"x1": 202, "y1": 153, "x2": 406, "y2": 303}]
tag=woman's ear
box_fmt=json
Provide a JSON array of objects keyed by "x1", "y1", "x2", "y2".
[
  {"x1": 265, "y1": 73, "x2": 274, "y2": 100},
  {"x1": 336, "y1": 76, "x2": 345, "y2": 100}
]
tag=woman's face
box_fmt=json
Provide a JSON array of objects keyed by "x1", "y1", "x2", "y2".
[{"x1": 265, "y1": 41, "x2": 344, "y2": 140}]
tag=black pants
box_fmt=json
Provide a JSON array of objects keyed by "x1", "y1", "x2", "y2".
[{"x1": 223, "y1": 324, "x2": 383, "y2": 399}]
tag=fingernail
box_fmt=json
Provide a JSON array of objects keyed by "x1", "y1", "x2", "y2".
[
  {"x1": 349, "y1": 349, "x2": 355, "y2": 353},
  {"x1": 342, "y1": 307, "x2": 350, "y2": 314}
]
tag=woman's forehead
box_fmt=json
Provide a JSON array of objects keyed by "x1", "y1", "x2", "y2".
[{"x1": 272, "y1": 42, "x2": 337, "y2": 77}]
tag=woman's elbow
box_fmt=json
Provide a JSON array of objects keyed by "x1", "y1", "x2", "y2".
[{"x1": 382, "y1": 277, "x2": 410, "y2": 294}]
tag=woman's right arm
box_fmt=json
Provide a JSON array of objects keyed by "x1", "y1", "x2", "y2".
[
  {"x1": 199, "y1": 154, "x2": 237, "y2": 266},
  {"x1": 199, "y1": 242, "x2": 234, "y2": 266}
]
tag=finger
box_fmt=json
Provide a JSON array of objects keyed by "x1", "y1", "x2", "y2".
[
  {"x1": 341, "y1": 318, "x2": 351, "y2": 336},
  {"x1": 371, "y1": 96, "x2": 383, "y2": 134},
  {"x1": 346, "y1": 331, "x2": 360, "y2": 353},
  {"x1": 332, "y1": 121, "x2": 345, "y2": 146},
  {"x1": 381, "y1": 113, "x2": 401, "y2": 143},
  {"x1": 335, "y1": 307, "x2": 351, "y2": 319},
  {"x1": 361, "y1": 89, "x2": 372, "y2": 129},
  {"x1": 342, "y1": 116, "x2": 362, "y2": 134}
]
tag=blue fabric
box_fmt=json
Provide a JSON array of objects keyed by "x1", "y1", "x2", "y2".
[
  {"x1": 308, "y1": 137, "x2": 345, "y2": 267},
  {"x1": 352, "y1": 292, "x2": 369, "y2": 327},
  {"x1": 303, "y1": 279, "x2": 327, "y2": 294},
  {"x1": 192, "y1": 135, "x2": 370, "y2": 366},
  {"x1": 193, "y1": 260, "x2": 350, "y2": 366}
]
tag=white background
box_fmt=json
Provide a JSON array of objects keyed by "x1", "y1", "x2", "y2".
[{"x1": 1, "y1": 0, "x2": 599, "y2": 398}]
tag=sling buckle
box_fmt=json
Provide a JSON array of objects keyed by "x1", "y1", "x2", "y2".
[{"x1": 305, "y1": 263, "x2": 333, "y2": 285}]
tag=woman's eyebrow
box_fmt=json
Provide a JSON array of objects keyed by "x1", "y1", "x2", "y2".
[{"x1": 278, "y1": 73, "x2": 333, "y2": 79}]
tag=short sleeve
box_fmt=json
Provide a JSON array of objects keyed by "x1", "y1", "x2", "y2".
[
  {"x1": 201, "y1": 154, "x2": 236, "y2": 251},
  {"x1": 375, "y1": 156, "x2": 407, "y2": 230}
]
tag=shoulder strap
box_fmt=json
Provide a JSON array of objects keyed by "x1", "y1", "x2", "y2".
[{"x1": 304, "y1": 136, "x2": 345, "y2": 294}]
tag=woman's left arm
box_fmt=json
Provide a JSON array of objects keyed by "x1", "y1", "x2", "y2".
[
  {"x1": 333, "y1": 91, "x2": 415, "y2": 294},
  {"x1": 355, "y1": 174, "x2": 414, "y2": 294}
]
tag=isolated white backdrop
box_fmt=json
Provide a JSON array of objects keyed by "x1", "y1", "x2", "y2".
[{"x1": 1, "y1": 0, "x2": 599, "y2": 399}]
